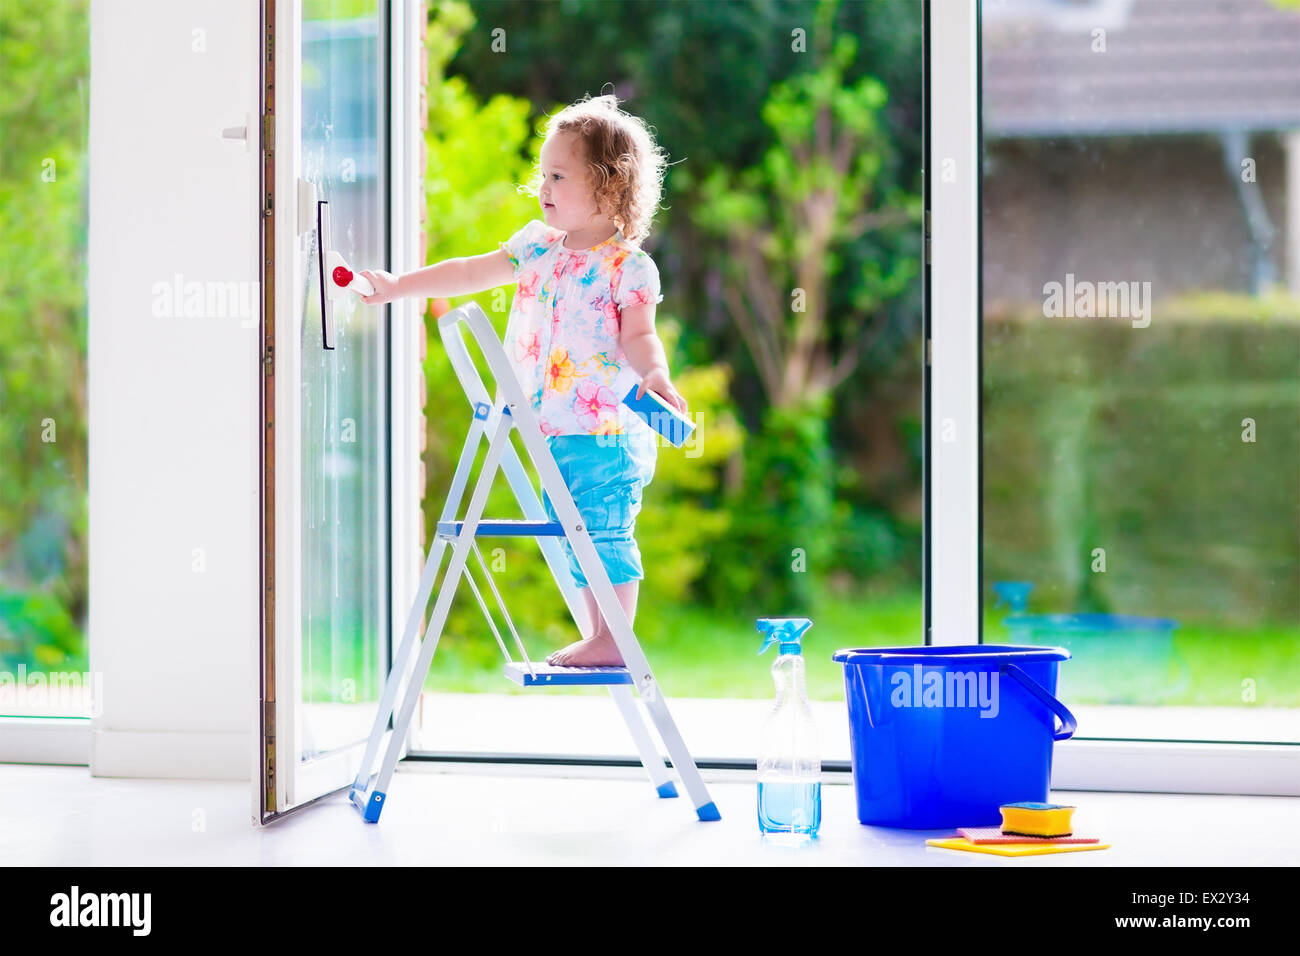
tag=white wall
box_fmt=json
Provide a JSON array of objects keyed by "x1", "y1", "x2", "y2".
[{"x1": 88, "y1": 0, "x2": 261, "y2": 778}]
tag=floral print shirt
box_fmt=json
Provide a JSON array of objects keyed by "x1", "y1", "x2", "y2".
[{"x1": 499, "y1": 219, "x2": 663, "y2": 437}]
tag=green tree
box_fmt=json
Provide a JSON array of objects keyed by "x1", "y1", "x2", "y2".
[
  {"x1": 448, "y1": 0, "x2": 928, "y2": 610},
  {"x1": 692, "y1": 2, "x2": 917, "y2": 407},
  {"x1": 689, "y1": 0, "x2": 919, "y2": 611},
  {"x1": 419, "y1": 1, "x2": 743, "y2": 657},
  {"x1": 0, "y1": 0, "x2": 91, "y2": 669}
]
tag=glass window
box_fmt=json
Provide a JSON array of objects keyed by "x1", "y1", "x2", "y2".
[
  {"x1": 406, "y1": 0, "x2": 925, "y2": 762},
  {"x1": 0, "y1": 1, "x2": 91, "y2": 718},
  {"x1": 298, "y1": 0, "x2": 389, "y2": 758},
  {"x1": 980, "y1": 0, "x2": 1300, "y2": 743}
]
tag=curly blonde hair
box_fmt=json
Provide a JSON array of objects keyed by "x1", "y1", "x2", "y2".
[{"x1": 525, "y1": 93, "x2": 668, "y2": 244}]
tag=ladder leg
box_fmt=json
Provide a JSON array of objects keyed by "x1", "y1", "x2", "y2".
[
  {"x1": 351, "y1": 412, "x2": 491, "y2": 804},
  {"x1": 350, "y1": 534, "x2": 447, "y2": 798},
  {"x1": 581, "y1": 545, "x2": 717, "y2": 816},
  {"x1": 609, "y1": 685, "x2": 676, "y2": 798},
  {"x1": 356, "y1": 413, "x2": 514, "y2": 823},
  {"x1": 358, "y1": 566, "x2": 458, "y2": 823},
  {"x1": 639, "y1": 690, "x2": 719, "y2": 820},
  {"x1": 510, "y1": 419, "x2": 720, "y2": 821},
  {"x1": 591, "y1": 571, "x2": 718, "y2": 817}
]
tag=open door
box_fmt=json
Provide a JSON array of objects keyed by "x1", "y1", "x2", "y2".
[{"x1": 257, "y1": 0, "x2": 400, "y2": 823}]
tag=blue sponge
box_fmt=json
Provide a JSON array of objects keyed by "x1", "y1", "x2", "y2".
[{"x1": 622, "y1": 385, "x2": 696, "y2": 447}]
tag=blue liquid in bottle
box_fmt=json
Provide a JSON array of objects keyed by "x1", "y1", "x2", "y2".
[{"x1": 757, "y1": 779, "x2": 822, "y2": 835}]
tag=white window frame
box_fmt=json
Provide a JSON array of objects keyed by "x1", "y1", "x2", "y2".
[
  {"x1": 389, "y1": 0, "x2": 427, "y2": 786},
  {"x1": 928, "y1": 0, "x2": 1297, "y2": 795}
]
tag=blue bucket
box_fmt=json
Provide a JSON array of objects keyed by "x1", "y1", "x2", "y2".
[{"x1": 831, "y1": 645, "x2": 1076, "y2": 829}]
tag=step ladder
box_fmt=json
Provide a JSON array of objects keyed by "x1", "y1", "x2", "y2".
[{"x1": 349, "y1": 302, "x2": 719, "y2": 825}]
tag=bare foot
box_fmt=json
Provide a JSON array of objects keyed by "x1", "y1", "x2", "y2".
[{"x1": 547, "y1": 633, "x2": 626, "y2": 668}]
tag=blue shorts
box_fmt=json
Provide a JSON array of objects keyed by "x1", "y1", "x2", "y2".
[{"x1": 541, "y1": 428, "x2": 657, "y2": 589}]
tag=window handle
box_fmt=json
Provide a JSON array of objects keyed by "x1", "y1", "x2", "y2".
[{"x1": 220, "y1": 113, "x2": 250, "y2": 153}]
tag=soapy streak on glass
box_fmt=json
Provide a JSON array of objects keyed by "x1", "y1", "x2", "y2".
[{"x1": 296, "y1": 4, "x2": 388, "y2": 759}]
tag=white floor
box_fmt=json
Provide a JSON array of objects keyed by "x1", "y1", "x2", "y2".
[
  {"x1": 2, "y1": 762, "x2": 1296, "y2": 866},
  {"x1": 405, "y1": 694, "x2": 1300, "y2": 758}
]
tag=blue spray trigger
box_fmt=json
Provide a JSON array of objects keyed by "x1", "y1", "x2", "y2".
[{"x1": 757, "y1": 617, "x2": 813, "y2": 656}]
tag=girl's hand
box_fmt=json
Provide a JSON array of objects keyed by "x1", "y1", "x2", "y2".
[
  {"x1": 637, "y1": 368, "x2": 688, "y2": 415},
  {"x1": 359, "y1": 269, "x2": 400, "y2": 306}
]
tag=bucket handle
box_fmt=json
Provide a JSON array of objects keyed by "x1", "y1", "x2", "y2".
[{"x1": 1001, "y1": 662, "x2": 1077, "y2": 741}]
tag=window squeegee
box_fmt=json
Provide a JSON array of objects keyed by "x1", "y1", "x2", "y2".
[{"x1": 316, "y1": 198, "x2": 375, "y2": 350}]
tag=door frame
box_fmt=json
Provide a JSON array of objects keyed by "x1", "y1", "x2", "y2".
[{"x1": 256, "y1": 0, "x2": 426, "y2": 825}]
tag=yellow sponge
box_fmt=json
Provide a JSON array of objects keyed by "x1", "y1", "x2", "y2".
[
  {"x1": 999, "y1": 802, "x2": 1076, "y2": 838},
  {"x1": 926, "y1": 837, "x2": 1109, "y2": 857}
]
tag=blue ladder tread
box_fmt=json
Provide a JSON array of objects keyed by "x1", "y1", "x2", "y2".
[
  {"x1": 437, "y1": 519, "x2": 566, "y2": 538},
  {"x1": 504, "y1": 661, "x2": 634, "y2": 686}
]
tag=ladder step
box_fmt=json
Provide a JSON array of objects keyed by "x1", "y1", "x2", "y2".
[
  {"x1": 437, "y1": 519, "x2": 566, "y2": 538},
  {"x1": 504, "y1": 662, "x2": 633, "y2": 687}
]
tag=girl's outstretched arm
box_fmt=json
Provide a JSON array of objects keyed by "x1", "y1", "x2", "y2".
[
  {"x1": 360, "y1": 248, "x2": 515, "y2": 305},
  {"x1": 620, "y1": 303, "x2": 688, "y2": 413}
]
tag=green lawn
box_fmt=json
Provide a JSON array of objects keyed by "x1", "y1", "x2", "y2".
[
  {"x1": 985, "y1": 616, "x2": 1300, "y2": 708},
  {"x1": 416, "y1": 585, "x2": 1299, "y2": 707},
  {"x1": 422, "y1": 582, "x2": 923, "y2": 699}
]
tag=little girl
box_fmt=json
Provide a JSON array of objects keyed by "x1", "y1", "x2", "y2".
[{"x1": 359, "y1": 93, "x2": 686, "y2": 669}]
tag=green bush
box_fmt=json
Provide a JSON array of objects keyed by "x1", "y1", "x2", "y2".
[
  {"x1": 699, "y1": 393, "x2": 838, "y2": 615},
  {"x1": 0, "y1": 0, "x2": 91, "y2": 673},
  {"x1": 984, "y1": 313, "x2": 1299, "y2": 627},
  {"x1": 0, "y1": 586, "x2": 84, "y2": 671}
]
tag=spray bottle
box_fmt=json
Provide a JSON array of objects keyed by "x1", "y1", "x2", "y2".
[{"x1": 756, "y1": 617, "x2": 820, "y2": 837}]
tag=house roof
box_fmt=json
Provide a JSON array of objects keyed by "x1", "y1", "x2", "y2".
[{"x1": 982, "y1": 0, "x2": 1300, "y2": 138}]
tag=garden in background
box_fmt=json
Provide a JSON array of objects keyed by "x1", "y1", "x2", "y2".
[{"x1": 2, "y1": 0, "x2": 1296, "y2": 712}]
